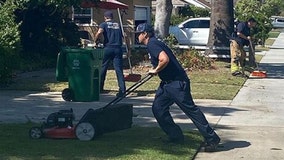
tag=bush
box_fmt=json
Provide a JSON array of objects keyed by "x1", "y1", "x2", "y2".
[
  {"x1": 170, "y1": 15, "x2": 189, "y2": 26},
  {"x1": 18, "y1": 53, "x2": 57, "y2": 72},
  {"x1": 15, "y1": 1, "x2": 81, "y2": 59},
  {"x1": 170, "y1": 5, "x2": 210, "y2": 26},
  {"x1": 179, "y1": 5, "x2": 210, "y2": 18},
  {"x1": 0, "y1": 0, "x2": 21, "y2": 85},
  {"x1": 176, "y1": 49, "x2": 214, "y2": 71},
  {"x1": 163, "y1": 35, "x2": 214, "y2": 71},
  {"x1": 0, "y1": 47, "x2": 20, "y2": 86},
  {"x1": 235, "y1": 0, "x2": 282, "y2": 46}
]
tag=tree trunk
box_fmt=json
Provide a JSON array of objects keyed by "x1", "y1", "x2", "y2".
[
  {"x1": 204, "y1": 0, "x2": 234, "y2": 56},
  {"x1": 154, "y1": 0, "x2": 173, "y2": 39}
]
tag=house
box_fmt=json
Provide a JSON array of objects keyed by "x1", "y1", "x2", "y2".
[
  {"x1": 73, "y1": 0, "x2": 152, "y2": 46},
  {"x1": 152, "y1": 0, "x2": 211, "y2": 16},
  {"x1": 74, "y1": 0, "x2": 216, "y2": 45},
  {"x1": 183, "y1": 0, "x2": 211, "y2": 9},
  {"x1": 152, "y1": 0, "x2": 188, "y2": 15}
]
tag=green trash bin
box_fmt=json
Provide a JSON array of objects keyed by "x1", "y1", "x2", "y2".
[
  {"x1": 91, "y1": 48, "x2": 104, "y2": 101},
  {"x1": 59, "y1": 47, "x2": 103, "y2": 102}
]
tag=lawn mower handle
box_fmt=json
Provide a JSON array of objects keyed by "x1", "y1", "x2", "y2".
[{"x1": 103, "y1": 74, "x2": 153, "y2": 108}]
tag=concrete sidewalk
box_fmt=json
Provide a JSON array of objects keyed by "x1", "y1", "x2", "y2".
[
  {"x1": 0, "y1": 90, "x2": 230, "y2": 130},
  {"x1": 195, "y1": 30, "x2": 284, "y2": 159}
]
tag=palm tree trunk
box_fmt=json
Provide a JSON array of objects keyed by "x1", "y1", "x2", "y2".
[
  {"x1": 205, "y1": 0, "x2": 234, "y2": 56},
  {"x1": 154, "y1": 0, "x2": 173, "y2": 39}
]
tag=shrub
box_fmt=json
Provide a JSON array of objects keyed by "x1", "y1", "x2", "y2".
[
  {"x1": 235, "y1": 0, "x2": 282, "y2": 46},
  {"x1": 163, "y1": 35, "x2": 214, "y2": 71},
  {"x1": 0, "y1": 0, "x2": 21, "y2": 86},
  {"x1": 179, "y1": 5, "x2": 210, "y2": 18},
  {"x1": 176, "y1": 49, "x2": 214, "y2": 71},
  {"x1": 170, "y1": 5, "x2": 210, "y2": 26},
  {"x1": 170, "y1": 15, "x2": 188, "y2": 26},
  {"x1": 15, "y1": 1, "x2": 80, "y2": 59}
]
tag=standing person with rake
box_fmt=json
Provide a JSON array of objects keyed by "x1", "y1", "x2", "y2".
[{"x1": 230, "y1": 18, "x2": 257, "y2": 77}]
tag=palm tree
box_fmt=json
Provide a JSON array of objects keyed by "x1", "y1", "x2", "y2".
[
  {"x1": 154, "y1": 0, "x2": 173, "y2": 39},
  {"x1": 205, "y1": 0, "x2": 234, "y2": 56}
]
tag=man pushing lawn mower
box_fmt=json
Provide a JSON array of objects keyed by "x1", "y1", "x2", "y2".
[
  {"x1": 135, "y1": 23, "x2": 220, "y2": 152},
  {"x1": 30, "y1": 23, "x2": 220, "y2": 152}
]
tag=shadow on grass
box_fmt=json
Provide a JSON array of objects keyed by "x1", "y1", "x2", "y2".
[{"x1": 0, "y1": 124, "x2": 202, "y2": 160}]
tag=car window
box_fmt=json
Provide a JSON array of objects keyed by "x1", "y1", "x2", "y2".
[
  {"x1": 277, "y1": 19, "x2": 284, "y2": 22},
  {"x1": 183, "y1": 20, "x2": 199, "y2": 28},
  {"x1": 199, "y1": 20, "x2": 210, "y2": 28}
]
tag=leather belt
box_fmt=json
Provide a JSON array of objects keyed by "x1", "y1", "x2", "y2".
[
  {"x1": 162, "y1": 80, "x2": 174, "y2": 84},
  {"x1": 162, "y1": 79, "x2": 185, "y2": 84}
]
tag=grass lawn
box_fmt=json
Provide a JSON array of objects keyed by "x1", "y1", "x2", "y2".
[
  {"x1": 0, "y1": 123, "x2": 202, "y2": 160},
  {"x1": 268, "y1": 29, "x2": 282, "y2": 38},
  {"x1": 4, "y1": 59, "x2": 249, "y2": 100},
  {"x1": 0, "y1": 30, "x2": 278, "y2": 160},
  {"x1": 0, "y1": 59, "x2": 249, "y2": 160}
]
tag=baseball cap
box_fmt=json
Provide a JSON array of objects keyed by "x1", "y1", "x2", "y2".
[
  {"x1": 135, "y1": 23, "x2": 154, "y2": 34},
  {"x1": 104, "y1": 10, "x2": 113, "y2": 18},
  {"x1": 247, "y1": 18, "x2": 257, "y2": 23}
]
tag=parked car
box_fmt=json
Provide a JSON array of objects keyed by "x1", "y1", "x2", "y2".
[
  {"x1": 271, "y1": 16, "x2": 284, "y2": 28},
  {"x1": 169, "y1": 17, "x2": 210, "y2": 46}
]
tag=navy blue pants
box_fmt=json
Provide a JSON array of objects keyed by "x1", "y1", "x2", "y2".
[
  {"x1": 152, "y1": 80, "x2": 219, "y2": 142},
  {"x1": 100, "y1": 47, "x2": 126, "y2": 93}
]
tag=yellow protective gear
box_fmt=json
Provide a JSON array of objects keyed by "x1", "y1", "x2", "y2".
[{"x1": 230, "y1": 40, "x2": 246, "y2": 73}]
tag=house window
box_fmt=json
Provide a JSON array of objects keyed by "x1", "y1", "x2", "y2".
[
  {"x1": 72, "y1": 7, "x2": 93, "y2": 25},
  {"x1": 134, "y1": 6, "x2": 151, "y2": 44}
]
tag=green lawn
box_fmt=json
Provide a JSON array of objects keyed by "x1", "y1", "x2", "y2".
[
  {"x1": 268, "y1": 29, "x2": 281, "y2": 38},
  {"x1": 0, "y1": 123, "x2": 202, "y2": 160},
  {"x1": 0, "y1": 60, "x2": 247, "y2": 159},
  {"x1": 4, "y1": 59, "x2": 248, "y2": 100},
  {"x1": 1, "y1": 30, "x2": 279, "y2": 160}
]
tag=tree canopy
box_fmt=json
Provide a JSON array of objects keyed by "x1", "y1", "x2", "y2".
[
  {"x1": 0, "y1": 0, "x2": 22, "y2": 84},
  {"x1": 235, "y1": 0, "x2": 283, "y2": 45}
]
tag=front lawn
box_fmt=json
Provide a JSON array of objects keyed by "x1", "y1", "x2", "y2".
[{"x1": 0, "y1": 123, "x2": 202, "y2": 160}]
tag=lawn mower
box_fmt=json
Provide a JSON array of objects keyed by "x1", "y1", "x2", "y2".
[
  {"x1": 29, "y1": 108, "x2": 77, "y2": 139},
  {"x1": 29, "y1": 74, "x2": 153, "y2": 141}
]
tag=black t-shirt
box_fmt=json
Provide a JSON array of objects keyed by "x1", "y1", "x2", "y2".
[
  {"x1": 99, "y1": 20, "x2": 123, "y2": 47},
  {"x1": 232, "y1": 21, "x2": 250, "y2": 46},
  {"x1": 147, "y1": 37, "x2": 188, "y2": 81}
]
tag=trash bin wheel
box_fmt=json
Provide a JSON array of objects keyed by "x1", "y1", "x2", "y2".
[
  {"x1": 75, "y1": 122, "x2": 96, "y2": 141},
  {"x1": 62, "y1": 88, "x2": 73, "y2": 101},
  {"x1": 29, "y1": 127, "x2": 43, "y2": 139}
]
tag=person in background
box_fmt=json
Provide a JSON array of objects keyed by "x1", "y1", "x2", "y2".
[
  {"x1": 230, "y1": 18, "x2": 257, "y2": 76},
  {"x1": 94, "y1": 10, "x2": 126, "y2": 97},
  {"x1": 135, "y1": 23, "x2": 220, "y2": 152}
]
